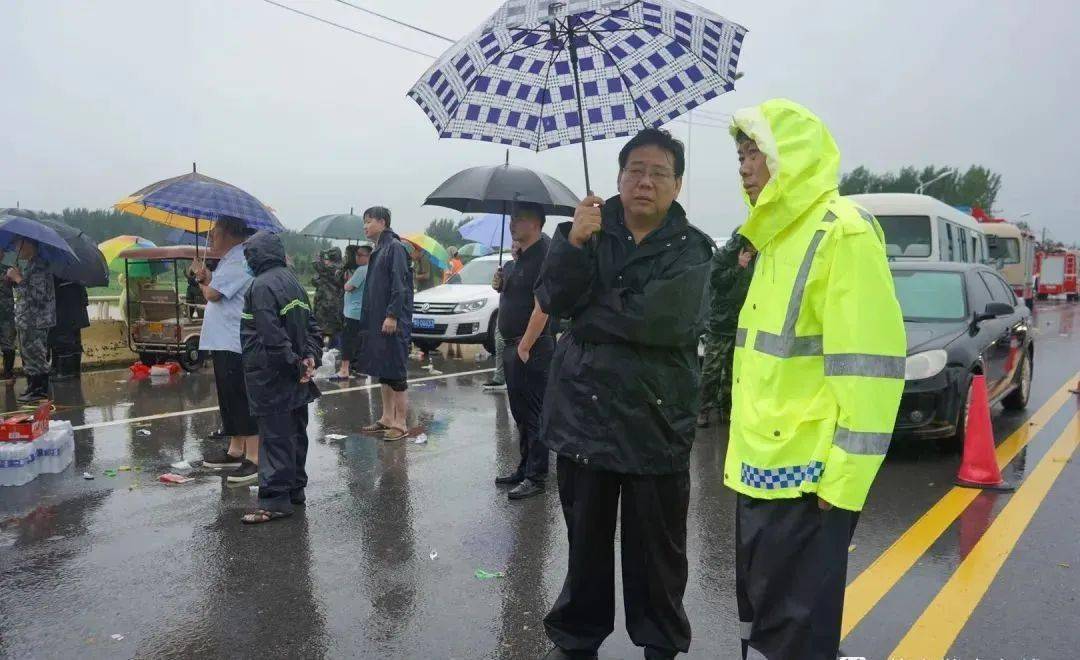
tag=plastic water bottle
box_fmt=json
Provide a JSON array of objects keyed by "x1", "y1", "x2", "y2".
[{"x1": 0, "y1": 441, "x2": 37, "y2": 487}]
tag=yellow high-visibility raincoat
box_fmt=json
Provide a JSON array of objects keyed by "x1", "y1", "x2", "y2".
[{"x1": 724, "y1": 99, "x2": 906, "y2": 512}]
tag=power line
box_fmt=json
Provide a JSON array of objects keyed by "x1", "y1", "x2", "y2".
[
  {"x1": 259, "y1": 0, "x2": 440, "y2": 58},
  {"x1": 327, "y1": 0, "x2": 456, "y2": 43}
]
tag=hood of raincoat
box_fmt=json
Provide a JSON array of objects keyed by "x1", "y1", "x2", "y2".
[
  {"x1": 244, "y1": 230, "x2": 287, "y2": 276},
  {"x1": 730, "y1": 99, "x2": 841, "y2": 250}
]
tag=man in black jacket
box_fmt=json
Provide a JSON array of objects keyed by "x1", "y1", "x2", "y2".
[
  {"x1": 238, "y1": 231, "x2": 323, "y2": 524},
  {"x1": 538, "y1": 129, "x2": 713, "y2": 659}
]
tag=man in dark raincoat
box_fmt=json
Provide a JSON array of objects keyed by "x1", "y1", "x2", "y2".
[
  {"x1": 537, "y1": 128, "x2": 714, "y2": 660},
  {"x1": 48, "y1": 277, "x2": 90, "y2": 381},
  {"x1": 358, "y1": 206, "x2": 414, "y2": 441},
  {"x1": 697, "y1": 228, "x2": 756, "y2": 427},
  {"x1": 238, "y1": 231, "x2": 322, "y2": 524}
]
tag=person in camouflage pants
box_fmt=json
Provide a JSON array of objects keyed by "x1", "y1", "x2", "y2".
[
  {"x1": 6, "y1": 239, "x2": 56, "y2": 403},
  {"x1": 698, "y1": 229, "x2": 756, "y2": 428},
  {"x1": 0, "y1": 276, "x2": 17, "y2": 382},
  {"x1": 311, "y1": 246, "x2": 344, "y2": 348}
]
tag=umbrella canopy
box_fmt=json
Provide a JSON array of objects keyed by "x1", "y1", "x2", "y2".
[
  {"x1": 99, "y1": 235, "x2": 165, "y2": 278},
  {"x1": 424, "y1": 163, "x2": 579, "y2": 216},
  {"x1": 32, "y1": 217, "x2": 110, "y2": 286},
  {"x1": 301, "y1": 213, "x2": 366, "y2": 241},
  {"x1": 408, "y1": 0, "x2": 746, "y2": 192},
  {"x1": 164, "y1": 228, "x2": 208, "y2": 247},
  {"x1": 457, "y1": 242, "x2": 493, "y2": 258},
  {"x1": 402, "y1": 233, "x2": 451, "y2": 270},
  {"x1": 459, "y1": 214, "x2": 513, "y2": 249},
  {"x1": 0, "y1": 215, "x2": 77, "y2": 269},
  {"x1": 115, "y1": 168, "x2": 284, "y2": 234}
]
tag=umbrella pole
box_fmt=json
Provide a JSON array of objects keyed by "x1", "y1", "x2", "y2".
[
  {"x1": 499, "y1": 201, "x2": 506, "y2": 267},
  {"x1": 567, "y1": 23, "x2": 593, "y2": 196}
]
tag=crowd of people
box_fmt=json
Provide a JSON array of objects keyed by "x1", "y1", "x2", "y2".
[
  {"x1": 1, "y1": 96, "x2": 906, "y2": 659},
  {"x1": 0, "y1": 242, "x2": 90, "y2": 404}
]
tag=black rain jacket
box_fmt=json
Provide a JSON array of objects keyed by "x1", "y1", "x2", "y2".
[
  {"x1": 536, "y1": 197, "x2": 713, "y2": 475},
  {"x1": 240, "y1": 231, "x2": 322, "y2": 417}
]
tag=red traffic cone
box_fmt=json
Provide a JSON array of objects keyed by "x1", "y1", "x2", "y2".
[{"x1": 956, "y1": 375, "x2": 1014, "y2": 491}]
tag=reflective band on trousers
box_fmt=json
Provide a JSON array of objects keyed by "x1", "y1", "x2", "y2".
[
  {"x1": 824, "y1": 353, "x2": 905, "y2": 379},
  {"x1": 834, "y1": 427, "x2": 891, "y2": 455},
  {"x1": 739, "y1": 620, "x2": 752, "y2": 640},
  {"x1": 735, "y1": 327, "x2": 747, "y2": 347},
  {"x1": 752, "y1": 211, "x2": 836, "y2": 358}
]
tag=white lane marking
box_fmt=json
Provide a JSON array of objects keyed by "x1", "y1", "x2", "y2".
[{"x1": 70, "y1": 367, "x2": 495, "y2": 431}]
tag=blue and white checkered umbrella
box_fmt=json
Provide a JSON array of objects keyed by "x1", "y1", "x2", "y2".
[{"x1": 408, "y1": 0, "x2": 747, "y2": 191}]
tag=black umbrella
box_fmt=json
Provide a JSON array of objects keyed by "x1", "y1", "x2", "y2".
[
  {"x1": 300, "y1": 210, "x2": 366, "y2": 241},
  {"x1": 0, "y1": 209, "x2": 109, "y2": 287},
  {"x1": 424, "y1": 158, "x2": 580, "y2": 264}
]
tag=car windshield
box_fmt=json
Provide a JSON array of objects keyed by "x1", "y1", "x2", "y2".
[
  {"x1": 877, "y1": 215, "x2": 932, "y2": 258},
  {"x1": 892, "y1": 270, "x2": 967, "y2": 322},
  {"x1": 451, "y1": 259, "x2": 501, "y2": 285},
  {"x1": 987, "y1": 236, "x2": 1021, "y2": 264}
]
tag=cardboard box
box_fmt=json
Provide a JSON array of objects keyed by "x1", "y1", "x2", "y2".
[{"x1": 0, "y1": 402, "x2": 51, "y2": 442}]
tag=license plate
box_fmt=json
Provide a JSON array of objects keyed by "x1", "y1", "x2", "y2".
[
  {"x1": 413, "y1": 317, "x2": 436, "y2": 330},
  {"x1": 148, "y1": 322, "x2": 164, "y2": 334}
]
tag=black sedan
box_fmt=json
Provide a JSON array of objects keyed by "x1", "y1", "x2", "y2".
[{"x1": 891, "y1": 262, "x2": 1034, "y2": 443}]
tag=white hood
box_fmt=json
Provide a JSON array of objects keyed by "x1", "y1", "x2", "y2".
[{"x1": 414, "y1": 283, "x2": 496, "y2": 304}]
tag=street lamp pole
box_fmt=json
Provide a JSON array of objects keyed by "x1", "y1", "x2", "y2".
[{"x1": 915, "y1": 168, "x2": 957, "y2": 195}]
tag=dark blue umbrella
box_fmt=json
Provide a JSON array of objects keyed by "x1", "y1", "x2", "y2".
[
  {"x1": 408, "y1": 0, "x2": 747, "y2": 193},
  {"x1": 0, "y1": 214, "x2": 78, "y2": 269},
  {"x1": 0, "y1": 209, "x2": 109, "y2": 286}
]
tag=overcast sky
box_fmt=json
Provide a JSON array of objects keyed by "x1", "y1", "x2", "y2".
[{"x1": 2, "y1": 1, "x2": 1077, "y2": 242}]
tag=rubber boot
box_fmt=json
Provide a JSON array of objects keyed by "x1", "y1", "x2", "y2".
[
  {"x1": 53, "y1": 354, "x2": 77, "y2": 382},
  {"x1": 73, "y1": 353, "x2": 83, "y2": 378},
  {"x1": 1, "y1": 350, "x2": 15, "y2": 383}
]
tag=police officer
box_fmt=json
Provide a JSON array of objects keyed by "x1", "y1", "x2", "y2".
[
  {"x1": 6, "y1": 238, "x2": 56, "y2": 403},
  {"x1": 0, "y1": 273, "x2": 16, "y2": 383},
  {"x1": 698, "y1": 228, "x2": 756, "y2": 427},
  {"x1": 312, "y1": 247, "x2": 344, "y2": 348},
  {"x1": 493, "y1": 203, "x2": 552, "y2": 501}
]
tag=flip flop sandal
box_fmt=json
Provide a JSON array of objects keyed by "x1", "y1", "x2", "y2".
[
  {"x1": 382, "y1": 428, "x2": 409, "y2": 442},
  {"x1": 241, "y1": 509, "x2": 292, "y2": 525},
  {"x1": 361, "y1": 422, "x2": 390, "y2": 434},
  {"x1": 328, "y1": 374, "x2": 351, "y2": 382}
]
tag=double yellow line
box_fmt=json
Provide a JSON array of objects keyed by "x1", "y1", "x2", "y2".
[{"x1": 842, "y1": 371, "x2": 1080, "y2": 655}]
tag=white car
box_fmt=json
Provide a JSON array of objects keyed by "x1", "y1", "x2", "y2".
[{"x1": 411, "y1": 254, "x2": 504, "y2": 354}]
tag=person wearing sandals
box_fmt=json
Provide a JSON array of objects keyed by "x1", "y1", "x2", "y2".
[
  {"x1": 331, "y1": 243, "x2": 371, "y2": 382},
  {"x1": 358, "y1": 206, "x2": 413, "y2": 442},
  {"x1": 238, "y1": 231, "x2": 323, "y2": 524}
]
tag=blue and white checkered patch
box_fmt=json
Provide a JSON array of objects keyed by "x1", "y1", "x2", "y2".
[
  {"x1": 407, "y1": 0, "x2": 747, "y2": 152},
  {"x1": 740, "y1": 461, "x2": 825, "y2": 490}
]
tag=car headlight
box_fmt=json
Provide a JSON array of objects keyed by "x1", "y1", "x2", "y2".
[
  {"x1": 453, "y1": 299, "x2": 488, "y2": 314},
  {"x1": 905, "y1": 350, "x2": 948, "y2": 381}
]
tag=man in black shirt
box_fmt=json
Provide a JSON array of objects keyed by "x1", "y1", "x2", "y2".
[{"x1": 494, "y1": 202, "x2": 553, "y2": 501}]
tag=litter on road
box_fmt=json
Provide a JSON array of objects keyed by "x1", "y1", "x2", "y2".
[
  {"x1": 170, "y1": 460, "x2": 193, "y2": 470},
  {"x1": 103, "y1": 469, "x2": 117, "y2": 478},
  {"x1": 414, "y1": 433, "x2": 428, "y2": 445},
  {"x1": 136, "y1": 429, "x2": 151, "y2": 436},
  {"x1": 159, "y1": 473, "x2": 194, "y2": 485},
  {"x1": 474, "y1": 568, "x2": 505, "y2": 580},
  {"x1": 82, "y1": 472, "x2": 94, "y2": 480},
  {"x1": 324, "y1": 433, "x2": 348, "y2": 440}
]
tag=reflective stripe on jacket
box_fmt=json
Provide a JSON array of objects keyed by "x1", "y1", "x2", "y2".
[{"x1": 724, "y1": 100, "x2": 906, "y2": 511}]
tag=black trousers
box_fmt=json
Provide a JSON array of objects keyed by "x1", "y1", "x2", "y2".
[
  {"x1": 503, "y1": 335, "x2": 553, "y2": 481},
  {"x1": 735, "y1": 494, "x2": 859, "y2": 660},
  {"x1": 544, "y1": 456, "x2": 691, "y2": 659},
  {"x1": 257, "y1": 405, "x2": 310, "y2": 513}
]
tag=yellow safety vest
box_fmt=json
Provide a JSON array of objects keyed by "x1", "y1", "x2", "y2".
[{"x1": 724, "y1": 100, "x2": 906, "y2": 512}]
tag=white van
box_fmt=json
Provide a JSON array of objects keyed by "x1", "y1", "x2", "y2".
[{"x1": 845, "y1": 193, "x2": 987, "y2": 264}]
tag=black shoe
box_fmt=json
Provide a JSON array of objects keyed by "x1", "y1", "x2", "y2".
[
  {"x1": 508, "y1": 478, "x2": 545, "y2": 500},
  {"x1": 226, "y1": 459, "x2": 259, "y2": 485},
  {"x1": 1, "y1": 350, "x2": 15, "y2": 382},
  {"x1": 208, "y1": 428, "x2": 226, "y2": 440},
  {"x1": 202, "y1": 449, "x2": 244, "y2": 469},
  {"x1": 541, "y1": 647, "x2": 597, "y2": 660},
  {"x1": 495, "y1": 473, "x2": 524, "y2": 486},
  {"x1": 17, "y1": 375, "x2": 48, "y2": 404}
]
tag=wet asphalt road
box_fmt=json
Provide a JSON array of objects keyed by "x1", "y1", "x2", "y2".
[{"x1": 2, "y1": 303, "x2": 1079, "y2": 659}]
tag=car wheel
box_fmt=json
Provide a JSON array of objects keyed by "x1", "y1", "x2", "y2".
[
  {"x1": 1002, "y1": 350, "x2": 1033, "y2": 410},
  {"x1": 1068, "y1": 294, "x2": 1079, "y2": 303},
  {"x1": 1037, "y1": 293, "x2": 1048, "y2": 300},
  {"x1": 483, "y1": 312, "x2": 498, "y2": 355},
  {"x1": 938, "y1": 375, "x2": 974, "y2": 453},
  {"x1": 178, "y1": 339, "x2": 206, "y2": 372},
  {"x1": 413, "y1": 339, "x2": 442, "y2": 353}
]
